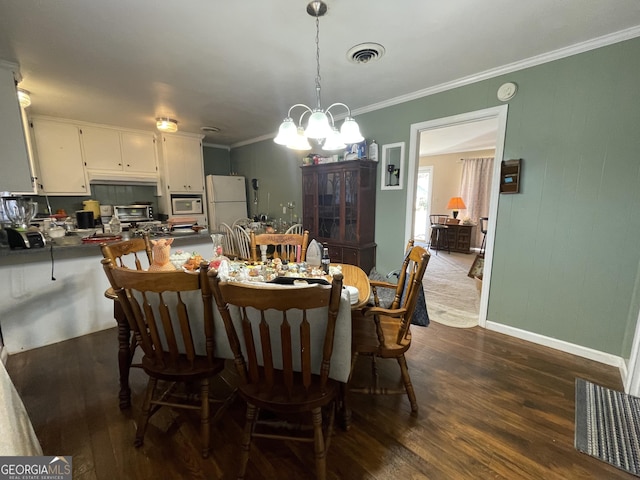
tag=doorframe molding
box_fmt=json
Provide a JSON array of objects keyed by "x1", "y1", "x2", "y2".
[{"x1": 405, "y1": 105, "x2": 508, "y2": 327}]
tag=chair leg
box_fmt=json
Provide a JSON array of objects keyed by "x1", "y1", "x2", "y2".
[
  {"x1": 135, "y1": 377, "x2": 157, "y2": 447},
  {"x1": 337, "y1": 382, "x2": 351, "y2": 431},
  {"x1": 238, "y1": 403, "x2": 258, "y2": 479},
  {"x1": 200, "y1": 378, "x2": 211, "y2": 458},
  {"x1": 312, "y1": 407, "x2": 327, "y2": 480},
  {"x1": 397, "y1": 355, "x2": 418, "y2": 413}
]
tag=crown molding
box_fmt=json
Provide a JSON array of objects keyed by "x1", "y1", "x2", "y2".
[
  {"x1": 235, "y1": 25, "x2": 640, "y2": 149},
  {"x1": 353, "y1": 25, "x2": 640, "y2": 117}
]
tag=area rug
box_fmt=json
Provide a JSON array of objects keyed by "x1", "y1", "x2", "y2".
[
  {"x1": 422, "y1": 250, "x2": 479, "y2": 328},
  {"x1": 575, "y1": 378, "x2": 640, "y2": 477}
]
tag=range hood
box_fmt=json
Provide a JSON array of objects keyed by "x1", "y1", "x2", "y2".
[{"x1": 87, "y1": 172, "x2": 159, "y2": 186}]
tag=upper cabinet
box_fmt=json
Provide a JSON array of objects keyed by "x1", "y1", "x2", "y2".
[
  {"x1": 0, "y1": 63, "x2": 35, "y2": 193},
  {"x1": 158, "y1": 134, "x2": 205, "y2": 193},
  {"x1": 31, "y1": 118, "x2": 88, "y2": 195},
  {"x1": 30, "y1": 116, "x2": 160, "y2": 195},
  {"x1": 81, "y1": 126, "x2": 157, "y2": 175}
]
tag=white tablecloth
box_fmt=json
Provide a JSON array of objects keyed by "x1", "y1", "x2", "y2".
[
  {"x1": 0, "y1": 360, "x2": 43, "y2": 456},
  {"x1": 136, "y1": 284, "x2": 352, "y2": 383}
]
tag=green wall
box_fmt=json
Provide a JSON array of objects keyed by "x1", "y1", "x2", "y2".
[
  {"x1": 231, "y1": 141, "x2": 304, "y2": 222},
  {"x1": 230, "y1": 37, "x2": 640, "y2": 358},
  {"x1": 203, "y1": 145, "x2": 232, "y2": 176}
]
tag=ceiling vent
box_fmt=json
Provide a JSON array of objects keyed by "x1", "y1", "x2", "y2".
[
  {"x1": 201, "y1": 126, "x2": 221, "y2": 133},
  {"x1": 347, "y1": 43, "x2": 385, "y2": 65}
]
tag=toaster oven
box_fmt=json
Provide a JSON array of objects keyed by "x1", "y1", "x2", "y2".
[{"x1": 113, "y1": 205, "x2": 153, "y2": 222}]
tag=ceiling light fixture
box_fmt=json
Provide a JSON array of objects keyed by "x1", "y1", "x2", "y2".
[
  {"x1": 17, "y1": 88, "x2": 31, "y2": 108},
  {"x1": 156, "y1": 117, "x2": 178, "y2": 133},
  {"x1": 274, "y1": 1, "x2": 363, "y2": 151}
]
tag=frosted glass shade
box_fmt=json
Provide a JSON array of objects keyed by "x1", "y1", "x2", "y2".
[
  {"x1": 305, "y1": 110, "x2": 332, "y2": 139},
  {"x1": 340, "y1": 117, "x2": 363, "y2": 144},
  {"x1": 322, "y1": 128, "x2": 346, "y2": 151},
  {"x1": 274, "y1": 118, "x2": 298, "y2": 145},
  {"x1": 287, "y1": 127, "x2": 312, "y2": 151}
]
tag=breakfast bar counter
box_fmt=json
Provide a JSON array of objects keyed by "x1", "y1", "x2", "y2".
[{"x1": 0, "y1": 233, "x2": 215, "y2": 354}]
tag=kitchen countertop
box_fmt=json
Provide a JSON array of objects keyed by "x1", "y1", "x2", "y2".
[{"x1": 0, "y1": 232, "x2": 213, "y2": 265}]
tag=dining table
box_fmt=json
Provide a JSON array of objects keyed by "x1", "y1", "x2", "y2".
[{"x1": 106, "y1": 262, "x2": 370, "y2": 411}]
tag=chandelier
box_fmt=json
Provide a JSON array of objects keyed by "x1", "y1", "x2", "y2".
[{"x1": 274, "y1": 1, "x2": 363, "y2": 151}]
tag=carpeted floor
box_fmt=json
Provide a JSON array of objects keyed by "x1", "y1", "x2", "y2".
[
  {"x1": 421, "y1": 247, "x2": 480, "y2": 328},
  {"x1": 575, "y1": 378, "x2": 640, "y2": 477}
]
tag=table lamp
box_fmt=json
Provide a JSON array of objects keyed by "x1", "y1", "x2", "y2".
[{"x1": 446, "y1": 196, "x2": 466, "y2": 219}]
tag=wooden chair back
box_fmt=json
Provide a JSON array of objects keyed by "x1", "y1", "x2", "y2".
[
  {"x1": 249, "y1": 230, "x2": 309, "y2": 263},
  {"x1": 385, "y1": 240, "x2": 430, "y2": 344},
  {"x1": 285, "y1": 223, "x2": 304, "y2": 235},
  {"x1": 203, "y1": 268, "x2": 343, "y2": 400},
  {"x1": 100, "y1": 234, "x2": 152, "y2": 270},
  {"x1": 102, "y1": 260, "x2": 216, "y2": 372},
  {"x1": 233, "y1": 224, "x2": 251, "y2": 260}
]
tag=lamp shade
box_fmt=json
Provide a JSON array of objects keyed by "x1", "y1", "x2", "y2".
[
  {"x1": 339, "y1": 117, "x2": 363, "y2": 144},
  {"x1": 446, "y1": 196, "x2": 466, "y2": 210},
  {"x1": 322, "y1": 127, "x2": 346, "y2": 151},
  {"x1": 305, "y1": 110, "x2": 332, "y2": 139},
  {"x1": 274, "y1": 118, "x2": 298, "y2": 145},
  {"x1": 287, "y1": 127, "x2": 312, "y2": 151}
]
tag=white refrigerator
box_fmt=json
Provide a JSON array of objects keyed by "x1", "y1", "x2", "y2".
[{"x1": 206, "y1": 175, "x2": 248, "y2": 232}]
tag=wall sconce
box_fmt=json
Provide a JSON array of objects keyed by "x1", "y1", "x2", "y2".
[
  {"x1": 156, "y1": 117, "x2": 178, "y2": 133},
  {"x1": 446, "y1": 196, "x2": 466, "y2": 219}
]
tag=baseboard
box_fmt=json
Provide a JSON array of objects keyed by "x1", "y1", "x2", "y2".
[{"x1": 485, "y1": 321, "x2": 626, "y2": 377}]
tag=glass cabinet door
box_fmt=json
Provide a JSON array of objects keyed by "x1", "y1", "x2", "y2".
[
  {"x1": 344, "y1": 168, "x2": 358, "y2": 242},
  {"x1": 317, "y1": 170, "x2": 342, "y2": 240}
]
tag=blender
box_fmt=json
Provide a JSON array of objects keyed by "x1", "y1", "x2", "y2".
[{"x1": 1, "y1": 196, "x2": 45, "y2": 249}]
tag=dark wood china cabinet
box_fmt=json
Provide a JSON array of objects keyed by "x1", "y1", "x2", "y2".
[{"x1": 301, "y1": 160, "x2": 377, "y2": 273}]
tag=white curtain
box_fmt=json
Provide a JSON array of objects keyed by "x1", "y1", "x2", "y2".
[{"x1": 459, "y1": 157, "x2": 494, "y2": 248}]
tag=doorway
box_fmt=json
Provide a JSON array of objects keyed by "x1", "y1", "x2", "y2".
[
  {"x1": 413, "y1": 166, "x2": 433, "y2": 242},
  {"x1": 405, "y1": 106, "x2": 509, "y2": 327}
]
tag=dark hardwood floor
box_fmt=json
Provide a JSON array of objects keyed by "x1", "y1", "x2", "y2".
[{"x1": 5, "y1": 322, "x2": 634, "y2": 479}]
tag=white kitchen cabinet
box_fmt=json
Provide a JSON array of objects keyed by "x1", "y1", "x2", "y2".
[
  {"x1": 80, "y1": 125, "x2": 121, "y2": 171},
  {"x1": 0, "y1": 63, "x2": 34, "y2": 193},
  {"x1": 120, "y1": 131, "x2": 157, "y2": 174},
  {"x1": 81, "y1": 126, "x2": 157, "y2": 175},
  {"x1": 31, "y1": 118, "x2": 88, "y2": 195},
  {"x1": 159, "y1": 134, "x2": 205, "y2": 192}
]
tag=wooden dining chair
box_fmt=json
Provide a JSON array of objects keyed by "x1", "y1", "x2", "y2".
[
  {"x1": 429, "y1": 214, "x2": 450, "y2": 255},
  {"x1": 101, "y1": 259, "x2": 231, "y2": 458},
  {"x1": 202, "y1": 266, "x2": 344, "y2": 480},
  {"x1": 249, "y1": 230, "x2": 309, "y2": 263},
  {"x1": 100, "y1": 234, "x2": 153, "y2": 409},
  {"x1": 349, "y1": 240, "x2": 430, "y2": 413},
  {"x1": 233, "y1": 224, "x2": 252, "y2": 260},
  {"x1": 219, "y1": 222, "x2": 237, "y2": 258},
  {"x1": 285, "y1": 223, "x2": 304, "y2": 235}
]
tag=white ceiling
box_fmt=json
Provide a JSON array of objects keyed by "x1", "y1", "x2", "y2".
[{"x1": 1, "y1": 1, "x2": 640, "y2": 147}]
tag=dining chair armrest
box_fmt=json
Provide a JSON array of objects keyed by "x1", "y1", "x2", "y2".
[
  {"x1": 361, "y1": 306, "x2": 407, "y2": 319},
  {"x1": 369, "y1": 280, "x2": 397, "y2": 290}
]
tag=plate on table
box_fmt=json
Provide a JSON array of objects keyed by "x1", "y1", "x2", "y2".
[{"x1": 268, "y1": 276, "x2": 330, "y2": 285}]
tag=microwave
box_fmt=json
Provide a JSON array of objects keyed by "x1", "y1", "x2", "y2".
[
  {"x1": 113, "y1": 204, "x2": 153, "y2": 222},
  {"x1": 171, "y1": 195, "x2": 203, "y2": 215}
]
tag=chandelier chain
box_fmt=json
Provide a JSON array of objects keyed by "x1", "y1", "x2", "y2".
[{"x1": 315, "y1": 15, "x2": 322, "y2": 109}]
